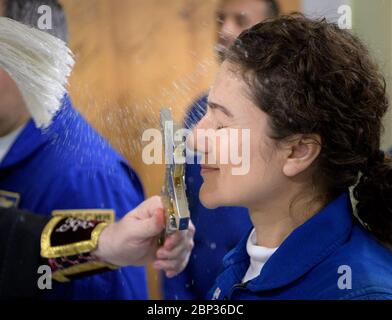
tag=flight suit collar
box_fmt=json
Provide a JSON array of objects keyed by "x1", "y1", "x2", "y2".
[{"x1": 223, "y1": 192, "x2": 353, "y2": 293}]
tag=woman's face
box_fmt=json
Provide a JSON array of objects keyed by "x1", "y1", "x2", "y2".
[{"x1": 191, "y1": 61, "x2": 289, "y2": 209}]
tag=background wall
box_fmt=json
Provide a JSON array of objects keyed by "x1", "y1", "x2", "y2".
[
  {"x1": 302, "y1": 0, "x2": 392, "y2": 150},
  {"x1": 62, "y1": 0, "x2": 219, "y2": 202},
  {"x1": 351, "y1": 0, "x2": 392, "y2": 150},
  {"x1": 302, "y1": 0, "x2": 349, "y2": 21}
]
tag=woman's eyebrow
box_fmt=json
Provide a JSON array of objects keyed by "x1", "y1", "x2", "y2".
[{"x1": 207, "y1": 101, "x2": 234, "y2": 118}]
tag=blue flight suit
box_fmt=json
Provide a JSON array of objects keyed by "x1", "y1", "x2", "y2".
[
  {"x1": 0, "y1": 96, "x2": 147, "y2": 300},
  {"x1": 208, "y1": 193, "x2": 392, "y2": 300},
  {"x1": 163, "y1": 94, "x2": 252, "y2": 300}
]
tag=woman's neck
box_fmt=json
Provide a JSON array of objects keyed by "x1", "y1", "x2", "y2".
[{"x1": 248, "y1": 190, "x2": 325, "y2": 248}]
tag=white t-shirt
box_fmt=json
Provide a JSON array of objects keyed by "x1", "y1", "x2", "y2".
[
  {"x1": 0, "y1": 125, "x2": 25, "y2": 163},
  {"x1": 242, "y1": 228, "x2": 278, "y2": 283}
]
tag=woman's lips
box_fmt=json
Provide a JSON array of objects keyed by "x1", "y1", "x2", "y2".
[{"x1": 200, "y1": 165, "x2": 219, "y2": 174}]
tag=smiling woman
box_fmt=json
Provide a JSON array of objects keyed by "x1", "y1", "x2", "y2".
[{"x1": 191, "y1": 13, "x2": 392, "y2": 300}]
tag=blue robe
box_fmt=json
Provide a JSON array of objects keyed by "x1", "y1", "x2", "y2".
[{"x1": 0, "y1": 96, "x2": 147, "y2": 299}]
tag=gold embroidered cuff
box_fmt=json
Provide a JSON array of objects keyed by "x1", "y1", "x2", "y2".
[
  {"x1": 50, "y1": 258, "x2": 118, "y2": 283},
  {"x1": 41, "y1": 216, "x2": 118, "y2": 282},
  {"x1": 41, "y1": 216, "x2": 108, "y2": 258}
]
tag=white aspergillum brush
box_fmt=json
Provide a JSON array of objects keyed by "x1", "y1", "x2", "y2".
[{"x1": 0, "y1": 17, "x2": 75, "y2": 128}]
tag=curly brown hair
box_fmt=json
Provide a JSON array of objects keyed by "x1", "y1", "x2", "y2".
[{"x1": 226, "y1": 13, "x2": 392, "y2": 246}]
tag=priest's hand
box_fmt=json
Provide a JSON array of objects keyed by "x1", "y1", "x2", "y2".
[{"x1": 93, "y1": 196, "x2": 195, "y2": 277}]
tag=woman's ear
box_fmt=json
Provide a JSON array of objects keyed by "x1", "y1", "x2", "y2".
[{"x1": 282, "y1": 134, "x2": 321, "y2": 177}]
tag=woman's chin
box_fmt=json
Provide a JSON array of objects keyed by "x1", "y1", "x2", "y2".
[
  {"x1": 199, "y1": 188, "x2": 245, "y2": 209},
  {"x1": 199, "y1": 189, "x2": 220, "y2": 209}
]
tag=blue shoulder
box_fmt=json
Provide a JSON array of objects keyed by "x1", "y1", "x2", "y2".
[
  {"x1": 323, "y1": 224, "x2": 392, "y2": 296},
  {"x1": 38, "y1": 104, "x2": 144, "y2": 217}
]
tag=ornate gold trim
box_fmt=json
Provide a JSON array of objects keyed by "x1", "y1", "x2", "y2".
[
  {"x1": 52, "y1": 209, "x2": 115, "y2": 223},
  {"x1": 40, "y1": 217, "x2": 108, "y2": 258},
  {"x1": 52, "y1": 261, "x2": 118, "y2": 283},
  {"x1": 0, "y1": 190, "x2": 21, "y2": 208}
]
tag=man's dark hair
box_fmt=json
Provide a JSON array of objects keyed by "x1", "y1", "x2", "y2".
[
  {"x1": 5, "y1": 0, "x2": 68, "y2": 42},
  {"x1": 227, "y1": 13, "x2": 392, "y2": 246}
]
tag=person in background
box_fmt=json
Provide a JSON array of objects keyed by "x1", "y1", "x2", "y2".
[
  {"x1": 0, "y1": 0, "x2": 163, "y2": 299},
  {"x1": 163, "y1": 0, "x2": 280, "y2": 300}
]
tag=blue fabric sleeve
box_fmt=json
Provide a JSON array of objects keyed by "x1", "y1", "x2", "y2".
[{"x1": 42, "y1": 164, "x2": 147, "y2": 300}]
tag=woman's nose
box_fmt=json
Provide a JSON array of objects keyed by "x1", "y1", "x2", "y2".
[{"x1": 187, "y1": 115, "x2": 211, "y2": 154}]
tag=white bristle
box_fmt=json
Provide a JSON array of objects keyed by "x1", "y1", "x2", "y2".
[{"x1": 0, "y1": 17, "x2": 75, "y2": 128}]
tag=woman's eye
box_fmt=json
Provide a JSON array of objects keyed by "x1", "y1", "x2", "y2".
[{"x1": 217, "y1": 125, "x2": 226, "y2": 130}]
